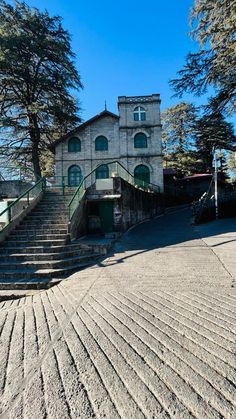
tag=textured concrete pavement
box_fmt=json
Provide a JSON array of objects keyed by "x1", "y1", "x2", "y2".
[{"x1": 0, "y1": 208, "x2": 236, "y2": 418}]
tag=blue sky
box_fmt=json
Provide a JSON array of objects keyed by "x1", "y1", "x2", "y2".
[{"x1": 25, "y1": 0, "x2": 207, "y2": 120}]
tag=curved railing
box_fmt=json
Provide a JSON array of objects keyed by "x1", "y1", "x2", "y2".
[
  {"x1": 68, "y1": 160, "x2": 161, "y2": 221},
  {"x1": 0, "y1": 177, "x2": 46, "y2": 232}
]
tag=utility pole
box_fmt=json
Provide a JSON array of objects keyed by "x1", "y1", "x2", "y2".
[{"x1": 214, "y1": 147, "x2": 219, "y2": 219}]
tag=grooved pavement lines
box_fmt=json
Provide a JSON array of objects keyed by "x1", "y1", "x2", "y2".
[{"x1": 0, "y1": 209, "x2": 236, "y2": 418}]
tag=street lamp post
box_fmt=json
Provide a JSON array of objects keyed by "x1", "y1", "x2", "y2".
[{"x1": 213, "y1": 147, "x2": 219, "y2": 219}]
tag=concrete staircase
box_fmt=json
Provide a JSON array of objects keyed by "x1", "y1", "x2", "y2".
[{"x1": 0, "y1": 191, "x2": 101, "y2": 289}]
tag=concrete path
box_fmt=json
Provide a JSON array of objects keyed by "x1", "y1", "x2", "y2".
[{"x1": 0, "y1": 208, "x2": 236, "y2": 418}]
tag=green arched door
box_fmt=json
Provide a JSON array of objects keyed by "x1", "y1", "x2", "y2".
[
  {"x1": 68, "y1": 165, "x2": 82, "y2": 186},
  {"x1": 134, "y1": 165, "x2": 150, "y2": 184}
]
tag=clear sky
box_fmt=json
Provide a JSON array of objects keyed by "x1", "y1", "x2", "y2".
[{"x1": 25, "y1": 0, "x2": 205, "y2": 121}]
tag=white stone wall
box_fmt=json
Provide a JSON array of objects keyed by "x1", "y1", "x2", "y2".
[
  {"x1": 55, "y1": 95, "x2": 164, "y2": 191},
  {"x1": 118, "y1": 94, "x2": 163, "y2": 191},
  {"x1": 118, "y1": 94, "x2": 161, "y2": 127},
  {"x1": 55, "y1": 116, "x2": 120, "y2": 184}
]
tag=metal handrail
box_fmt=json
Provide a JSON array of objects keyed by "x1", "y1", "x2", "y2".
[
  {"x1": 0, "y1": 177, "x2": 46, "y2": 230},
  {"x1": 68, "y1": 160, "x2": 161, "y2": 221}
]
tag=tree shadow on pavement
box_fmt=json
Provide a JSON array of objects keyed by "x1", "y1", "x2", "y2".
[{"x1": 96, "y1": 208, "x2": 236, "y2": 267}]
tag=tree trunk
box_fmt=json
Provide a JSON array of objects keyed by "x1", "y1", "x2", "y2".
[
  {"x1": 28, "y1": 113, "x2": 42, "y2": 180},
  {"x1": 32, "y1": 141, "x2": 41, "y2": 180}
]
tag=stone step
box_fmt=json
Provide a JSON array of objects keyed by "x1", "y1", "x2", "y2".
[
  {"x1": 0, "y1": 278, "x2": 61, "y2": 290},
  {"x1": 25, "y1": 217, "x2": 67, "y2": 223},
  {"x1": 0, "y1": 243, "x2": 90, "y2": 254},
  {"x1": 0, "y1": 187, "x2": 91, "y2": 286},
  {"x1": 37, "y1": 199, "x2": 69, "y2": 203},
  {"x1": 15, "y1": 227, "x2": 68, "y2": 234},
  {"x1": 20, "y1": 217, "x2": 67, "y2": 224},
  {"x1": 0, "y1": 253, "x2": 99, "y2": 270},
  {"x1": 30, "y1": 210, "x2": 66, "y2": 215},
  {"x1": 32, "y1": 204, "x2": 67, "y2": 208},
  {"x1": 40, "y1": 199, "x2": 74, "y2": 203},
  {"x1": 36, "y1": 208, "x2": 69, "y2": 213},
  {"x1": 0, "y1": 260, "x2": 94, "y2": 279},
  {"x1": 34, "y1": 207, "x2": 67, "y2": 212},
  {"x1": 45, "y1": 190, "x2": 75, "y2": 195},
  {"x1": 40, "y1": 199, "x2": 71, "y2": 203},
  {"x1": 18, "y1": 218, "x2": 68, "y2": 228},
  {"x1": 15, "y1": 224, "x2": 68, "y2": 234},
  {"x1": 40, "y1": 199, "x2": 72, "y2": 204},
  {"x1": 0, "y1": 248, "x2": 92, "y2": 261},
  {"x1": 7, "y1": 233, "x2": 68, "y2": 241},
  {"x1": 2, "y1": 239, "x2": 67, "y2": 247},
  {"x1": 38, "y1": 198, "x2": 71, "y2": 206},
  {"x1": 26, "y1": 213, "x2": 67, "y2": 218}
]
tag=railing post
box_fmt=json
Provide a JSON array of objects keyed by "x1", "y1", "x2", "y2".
[
  {"x1": 8, "y1": 206, "x2": 11, "y2": 223},
  {"x1": 42, "y1": 178, "x2": 46, "y2": 192},
  {"x1": 27, "y1": 192, "x2": 30, "y2": 206},
  {"x1": 62, "y1": 176, "x2": 65, "y2": 196}
]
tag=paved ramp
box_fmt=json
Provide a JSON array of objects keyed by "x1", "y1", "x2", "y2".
[{"x1": 0, "y1": 209, "x2": 236, "y2": 418}]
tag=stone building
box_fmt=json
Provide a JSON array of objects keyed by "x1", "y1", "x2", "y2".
[{"x1": 52, "y1": 94, "x2": 163, "y2": 191}]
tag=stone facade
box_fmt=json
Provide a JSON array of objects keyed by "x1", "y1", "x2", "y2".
[{"x1": 53, "y1": 94, "x2": 163, "y2": 191}]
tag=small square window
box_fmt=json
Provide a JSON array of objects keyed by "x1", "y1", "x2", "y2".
[{"x1": 133, "y1": 106, "x2": 146, "y2": 121}]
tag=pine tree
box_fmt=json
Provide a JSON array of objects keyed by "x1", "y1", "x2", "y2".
[
  {"x1": 170, "y1": 0, "x2": 236, "y2": 115},
  {"x1": 0, "y1": 0, "x2": 83, "y2": 179},
  {"x1": 162, "y1": 102, "x2": 200, "y2": 175},
  {"x1": 194, "y1": 112, "x2": 236, "y2": 172}
]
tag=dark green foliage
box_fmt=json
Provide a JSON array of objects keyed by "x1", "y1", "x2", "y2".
[
  {"x1": 162, "y1": 102, "x2": 198, "y2": 154},
  {"x1": 0, "y1": 0, "x2": 83, "y2": 178},
  {"x1": 170, "y1": 0, "x2": 236, "y2": 115},
  {"x1": 162, "y1": 102, "x2": 203, "y2": 176},
  {"x1": 194, "y1": 112, "x2": 236, "y2": 172},
  {"x1": 162, "y1": 103, "x2": 236, "y2": 177},
  {"x1": 227, "y1": 152, "x2": 236, "y2": 181}
]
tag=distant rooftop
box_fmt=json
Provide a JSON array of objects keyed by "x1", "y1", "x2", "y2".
[
  {"x1": 163, "y1": 168, "x2": 176, "y2": 176},
  {"x1": 183, "y1": 174, "x2": 212, "y2": 180}
]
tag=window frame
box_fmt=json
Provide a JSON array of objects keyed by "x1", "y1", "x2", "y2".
[
  {"x1": 134, "y1": 132, "x2": 148, "y2": 148},
  {"x1": 95, "y1": 164, "x2": 109, "y2": 179},
  {"x1": 95, "y1": 135, "x2": 108, "y2": 151},
  {"x1": 133, "y1": 106, "x2": 146, "y2": 121},
  {"x1": 68, "y1": 164, "x2": 82, "y2": 187},
  {"x1": 68, "y1": 137, "x2": 81, "y2": 153},
  {"x1": 134, "y1": 164, "x2": 150, "y2": 184}
]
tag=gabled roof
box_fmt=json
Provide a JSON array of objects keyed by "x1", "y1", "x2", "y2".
[{"x1": 49, "y1": 110, "x2": 119, "y2": 151}]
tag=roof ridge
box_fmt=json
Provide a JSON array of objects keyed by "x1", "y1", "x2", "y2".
[{"x1": 49, "y1": 109, "x2": 119, "y2": 152}]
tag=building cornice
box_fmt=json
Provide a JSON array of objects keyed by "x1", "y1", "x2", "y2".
[
  {"x1": 119, "y1": 124, "x2": 162, "y2": 129},
  {"x1": 118, "y1": 94, "x2": 161, "y2": 104},
  {"x1": 120, "y1": 154, "x2": 163, "y2": 158}
]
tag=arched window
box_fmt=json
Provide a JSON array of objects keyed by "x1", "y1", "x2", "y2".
[
  {"x1": 95, "y1": 136, "x2": 108, "y2": 151},
  {"x1": 133, "y1": 106, "x2": 146, "y2": 121},
  {"x1": 68, "y1": 137, "x2": 81, "y2": 152},
  {"x1": 134, "y1": 132, "x2": 148, "y2": 148},
  {"x1": 68, "y1": 165, "x2": 82, "y2": 187},
  {"x1": 96, "y1": 164, "x2": 109, "y2": 179},
  {"x1": 134, "y1": 165, "x2": 150, "y2": 184}
]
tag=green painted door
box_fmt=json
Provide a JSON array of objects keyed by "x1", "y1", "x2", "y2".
[{"x1": 99, "y1": 201, "x2": 113, "y2": 233}]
